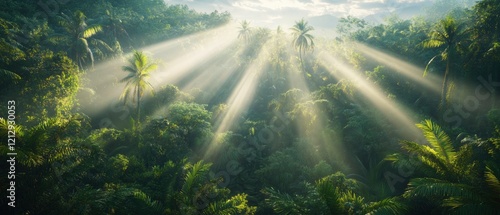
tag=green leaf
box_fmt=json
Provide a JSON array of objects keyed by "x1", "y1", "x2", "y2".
[
  {"x1": 82, "y1": 25, "x2": 103, "y2": 38},
  {"x1": 405, "y1": 178, "x2": 480, "y2": 201},
  {"x1": 416, "y1": 120, "x2": 455, "y2": 163},
  {"x1": 0, "y1": 68, "x2": 21, "y2": 80},
  {"x1": 423, "y1": 55, "x2": 439, "y2": 77}
]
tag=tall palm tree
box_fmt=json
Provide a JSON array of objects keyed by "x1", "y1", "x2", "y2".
[
  {"x1": 238, "y1": 20, "x2": 252, "y2": 43},
  {"x1": 55, "y1": 10, "x2": 111, "y2": 69},
  {"x1": 290, "y1": 19, "x2": 314, "y2": 70},
  {"x1": 99, "y1": 6, "x2": 132, "y2": 56},
  {"x1": 120, "y1": 51, "x2": 158, "y2": 125},
  {"x1": 423, "y1": 15, "x2": 468, "y2": 108}
]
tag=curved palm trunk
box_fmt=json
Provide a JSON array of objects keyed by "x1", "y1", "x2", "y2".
[
  {"x1": 136, "y1": 85, "x2": 141, "y2": 128},
  {"x1": 440, "y1": 59, "x2": 449, "y2": 109},
  {"x1": 76, "y1": 52, "x2": 83, "y2": 70},
  {"x1": 441, "y1": 46, "x2": 454, "y2": 109}
]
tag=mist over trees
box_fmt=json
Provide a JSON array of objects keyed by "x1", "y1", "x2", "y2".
[{"x1": 0, "y1": 0, "x2": 499, "y2": 214}]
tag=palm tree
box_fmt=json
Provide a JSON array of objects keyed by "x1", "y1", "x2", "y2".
[
  {"x1": 0, "y1": 116, "x2": 95, "y2": 214},
  {"x1": 423, "y1": 15, "x2": 468, "y2": 108},
  {"x1": 176, "y1": 161, "x2": 257, "y2": 214},
  {"x1": 100, "y1": 4, "x2": 131, "y2": 43},
  {"x1": 238, "y1": 20, "x2": 252, "y2": 43},
  {"x1": 120, "y1": 51, "x2": 158, "y2": 125},
  {"x1": 387, "y1": 119, "x2": 500, "y2": 213},
  {"x1": 0, "y1": 18, "x2": 24, "y2": 84},
  {"x1": 55, "y1": 10, "x2": 111, "y2": 69},
  {"x1": 290, "y1": 19, "x2": 314, "y2": 70},
  {"x1": 99, "y1": 6, "x2": 132, "y2": 56},
  {"x1": 388, "y1": 119, "x2": 459, "y2": 180},
  {"x1": 262, "y1": 172, "x2": 406, "y2": 214}
]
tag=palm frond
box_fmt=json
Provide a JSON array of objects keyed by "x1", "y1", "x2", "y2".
[
  {"x1": 0, "y1": 68, "x2": 21, "y2": 80},
  {"x1": 120, "y1": 72, "x2": 136, "y2": 82},
  {"x1": 363, "y1": 197, "x2": 407, "y2": 215},
  {"x1": 91, "y1": 38, "x2": 113, "y2": 52},
  {"x1": 422, "y1": 38, "x2": 445, "y2": 48},
  {"x1": 82, "y1": 25, "x2": 102, "y2": 38},
  {"x1": 119, "y1": 84, "x2": 132, "y2": 104},
  {"x1": 57, "y1": 13, "x2": 72, "y2": 30},
  {"x1": 204, "y1": 193, "x2": 256, "y2": 215},
  {"x1": 146, "y1": 82, "x2": 155, "y2": 97},
  {"x1": 316, "y1": 177, "x2": 343, "y2": 214},
  {"x1": 262, "y1": 187, "x2": 305, "y2": 215},
  {"x1": 182, "y1": 161, "x2": 211, "y2": 196},
  {"x1": 485, "y1": 163, "x2": 500, "y2": 197},
  {"x1": 423, "y1": 55, "x2": 439, "y2": 77},
  {"x1": 142, "y1": 62, "x2": 159, "y2": 74},
  {"x1": 399, "y1": 140, "x2": 451, "y2": 177},
  {"x1": 133, "y1": 190, "x2": 164, "y2": 214},
  {"x1": 121, "y1": 65, "x2": 137, "y2": 74},
  {"x1": 404, "y1": 178, "x2": 481, "y2": 201},
  {"x1": 416, "y1": 120, "x2": 456, "y2": 163},
  {"x1": 444, "y1": 201, "x2": 498, "y2": 215}
]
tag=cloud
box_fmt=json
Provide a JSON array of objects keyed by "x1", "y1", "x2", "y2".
[
  {"x1": 164, "y1": 0, "x2": 441, "y2": 36},
  {"x1": 165, "y1": 0, "x2": 434, "y2": 19}
]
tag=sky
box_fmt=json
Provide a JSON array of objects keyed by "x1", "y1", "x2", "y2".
[{"x1": 164, "y1": 0, "x2": 476, "y2": 36}]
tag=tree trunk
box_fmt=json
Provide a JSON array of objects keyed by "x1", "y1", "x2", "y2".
[
  {"x1": 136, "y1": 85, "x2": 141, "y2": 127},
  {"x1": 76, "y1": 53, "x2": 83, "y2": 70},
  {"x1": 299, "y1": 45, "x2": 304, "y2": 73},
  {"x1": 440, "y1": 56, "x2": 450, "y2": 109}
]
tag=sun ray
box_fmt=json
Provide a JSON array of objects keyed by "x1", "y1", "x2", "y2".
[
  {"x1": 150, "y1": 23, "x2": 239, "y2": 87},
  {"x1": 80, "y1": 22, "x2": 238, "y2": 119},
  {"x1": 286, "y1": 64, "x2": 349, "y2": 166},
  {"x1": 204, "y1": 38, "x2": 273, "y2": 157},
  {"x1": 352, "y1": 42, "x2": 442, "y2": 94},
  {"x1": 178, "y1": 42, "x2": 242, "y2": 101},
  {"x1": 318, "y1": 51, "x2": 423, "y2": 140}
]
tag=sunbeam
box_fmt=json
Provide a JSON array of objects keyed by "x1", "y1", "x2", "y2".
[
  {"x1": 150, "y1": 23, "x2": 239, "y2": 87},
  {"x1": 286, "y1": 64, "x2": 349, "y2": 166},
  {"x1": 318, "y1": 51, "x2": 423, "y2": 140},
  {"x1": 178, "y1": 42, "x2": 242, "y2": 100},
  {"x1": 81, "y1": 22, "x2": 239, "y2": 119},
  {"x1": 352, "y1": 42, "x2": 442, "y2": 94},
  {"x1": 204, "y1": 39, "x2": 272, "y2": 157}
]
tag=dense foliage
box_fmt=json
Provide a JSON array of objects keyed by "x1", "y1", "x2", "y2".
[{"x1": 0, "y1": 0, "x2": 499, "y2": 214}]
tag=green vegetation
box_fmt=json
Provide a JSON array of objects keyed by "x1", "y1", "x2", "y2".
[
  {"x1": 0, "y1": 0, "x2": 499, "y2": 214},
  {"x1": 120, "y1": 51, "x2": 159, "y2": 126},
  {"x1": 291, "y1": 18, "x2": 315, "y2": 70}
]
